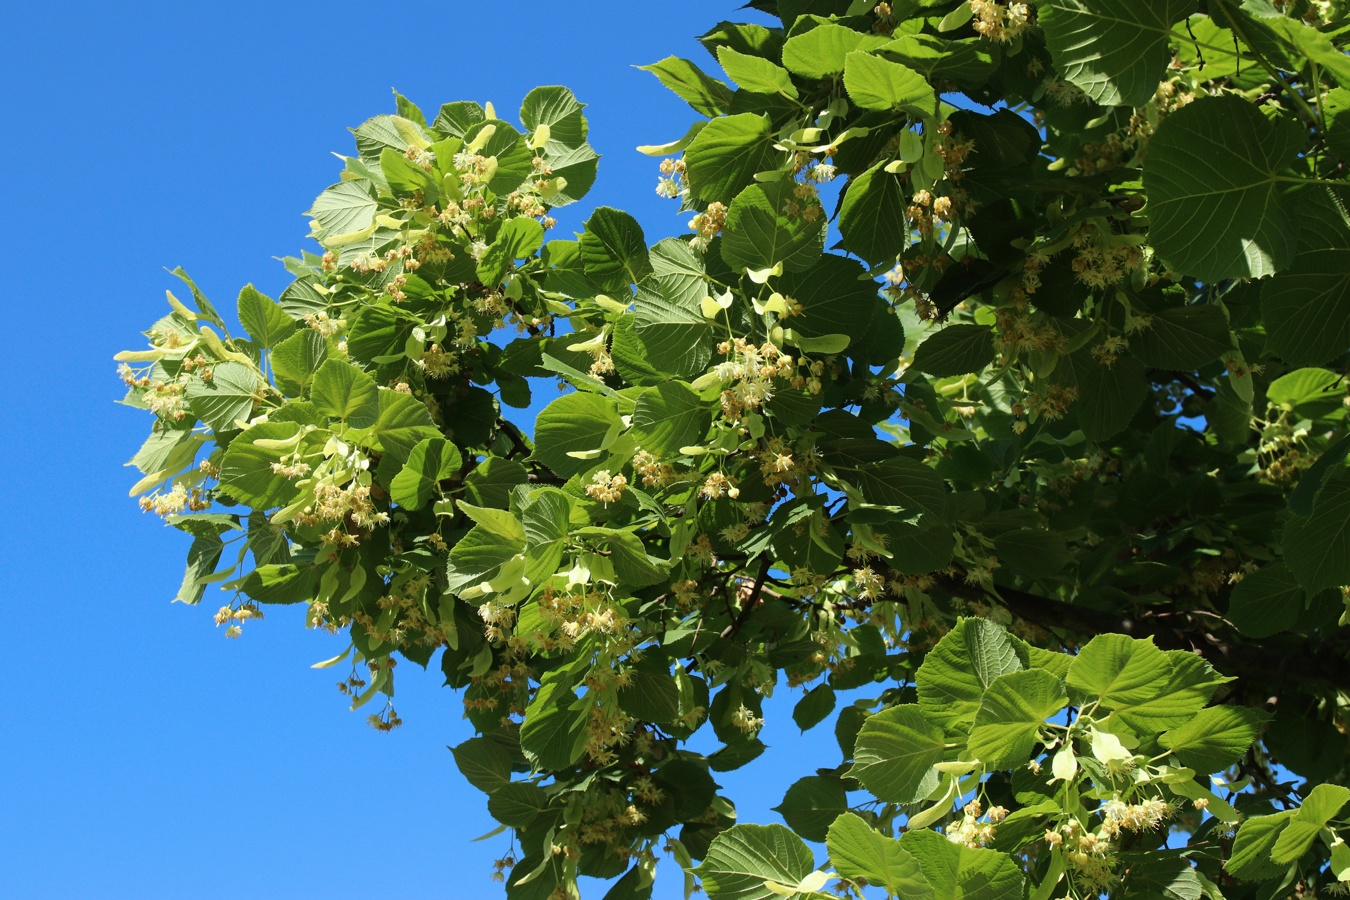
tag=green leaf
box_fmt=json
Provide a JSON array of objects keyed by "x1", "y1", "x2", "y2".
[
  {"x1": 881, "y1": 35, "x2": 996, "y2": 87},
  {"x1": 848, "y1": 704, "x2": 945, "y2": 804},
  {"x1": 694, "y1": 824, "x2": 816, "y2": 900},
  {"x1": 1284, "y1": 471, "x2": 1350, "y2": 594},
  {"x1": 1267, "y1": 368, "x2": 1345, "y2": 420},
  {"x1": 520, "y1": 85, "x2": 588, "y2": 147},
  {"x1": 1272, "y1": 783, "x2": 1350, "y2": 864},
  {"x1": 776, "y1": 255, "x2": 879, "y2": 345},
  {"x1": 1121, "y1": 651, "x2": 1228, "y2": 733},
  {"x1": 169, "y1": 268, "x2": 227, "y2": 328},
  {"x1": 240, "y1": 562, "x2": 318, "y2": 605},
  {"x1": 1160, "y1": 706, "x2": 1269, "y2": 774},
  {"x1": 452, "y1": 735, "x2": 515, "y2": 793},
  {"x1": 842, "y1": 51, "x2": 935, "y2": 115},
  {"x1": 532, "y1": 392, "x2": 623, "y2": 479},
  {"x1": 306, "y1": 180, "x2": 378, "y2": 242},
  {"x1": 186, "y1": 361, "x2": 261, "y2": 432},
  {"x1": 845, "y1": 456, "x2": 947, "y2": 518},
  {"x1": 1227, "y1": 810, "x2": 1296, "y2": 881},
  {"x1": 826, "y1": 813, "x2": 934, "y2": 900},
  {"x1": 353, "y1": 114, "x2": 429, "y2": 161},
  {"x1": 898, "y1": 829, "x2": 1024, "y2": 900},
  {"x1": 1039, "y1": 0, "x2": 1198, "y2": 107},
  {"x1": 236, "y1": 285, "x2": 296, "y2": 349},
  {"x1": 271, "y1": 329, "x2": 328, "y2": 390},
  {"x1": 177, "y1": 532, "x2": 225, "y2": 605},
  {"x1": 487, "y1": 782, "x2": 551, "y2": 830},
  {"x1": 218, "y1": 421, "x2": 304, "y2": 508},
  {"x1": 967, "y1": 669, "x2": 1068, "y2": 769},
  {"x1": 618, "y1": 653, "x2": 680, "y2": 724},
  {"x1": 1262, "y1": 247, "x2": 1350, "y2": 366},
  {"x1": 1066, "y1": 353, "x2": 1147, "y2": 442},
  {"x1": 917, "y1": 618, "x2": 1026, "y2": 734},
  {"x1": 637, "y1": 56, "x2": 734, "y2": 118},
  {"x1": 717, "y1": 46, "x2": 798, "y2": 98},
  {"x1": 1144, "y1": 94, "x2": 1301, "y2": 280},
  {"x1": 362, "y1": 389, "x2": 442, "y2": 462},
  {"x1": 311, "y1": 359, "x2": 379, "y2": 428},
  {"x1": 912, "y1": 325, "x2": 995, "y2": 377},
  {"x1": 444, "y1": 524, "x2": 523, "y2": 595},
  {"x1": 631, "y1": 382, "x2": 712, "y2": 458},
  {"x1": 684, "y1": 113, "x2": 781, "y2": 203},
  {"x1": 478, "y1": 217, "x2": 545, "y2": 286},
  {"x1": 580, "y1": 207, "x2": 653, "y2": 290},
  {"x1": 381, "y1": 147, "x2": 436, "y2": 202},
  {"x1": 1119, "y1": 854, "x2": 1203, "y2": 900},
  {"x1": 519, "y1": 683, "x2": 586, "y2": 771},
  {"x1": 838, "y1": 163, "x2": 909, "y2": 265},
  {"x1": 432, "y1": 101, "x2": 484, "y2": 138},
  {"x1": 782, "y1": 23, "x2": 886, "y2": 78},
  {"x1": 464, "y1": 458, "x2": 529, "y2": 509},
  {"x1": 993, "y1": 529, "x2": 1071, "y2": 579},
  {"x1": 721, "y1": 181, "x2": 825, "y2": 273},
  {"x1": 1290, "y1": 434, "x2": 1350, "y2": 517},
  {"x1": 390, "y1": 438, "x2": 463, "y2": 510},
  {"x1": 1227, "y1": 561, "x2": 1303, "y2": 638},
  {"x1": 634, "y1": 272, "x2": 716, "y2": 381},
  {"x1": 773, "y1": 776, "x2": 847, "y2": 843},
  {"x1": 792, "y1": 684, "x2": 836, "y2": 732},
  {"x1": 1066, "y1": 633, "x2": 1172, "y2": 709},
  {"x1": 1129, "y1": 305, "x2": 1231, "y2": 370},
  {"x1": 1068, "y1": 635, "x2": 1225, "y2": 731}
]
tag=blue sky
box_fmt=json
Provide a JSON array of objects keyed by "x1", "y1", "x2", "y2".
[{"x1": 0, "y1": 3, "x2": 862, "y2": 897}]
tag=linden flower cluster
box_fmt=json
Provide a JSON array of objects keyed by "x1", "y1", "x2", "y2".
[
  {"x1": 655, "y1": 157, "x2": 687, "y2": 199},
  {"x1": 969, "y1": 0, "x2": 1032, "y2": 42},
  {"x1": 714, "y1": 338, "x2": 796, "y2": 420},
  {"x1": 632, "y1": 448, "x2": 678, "y2": 489},
  {"x1": 945, "y1": 800, "x2": 1007, "y2": 848},
  {"x1": 689, "y1": 201, "x2": 728, "y2": 252},
  {"x1": 1043, "y1": 817, "x2": 1117, "y2": 894},
  {"x1": 1070, "y1": 223, "x2": 1146, "y2": 290},
  {"x1": 213, "y1": 603, "x2": 264, "y2": 640},
  {"x1": 994, "y1": 308, "x2": 1064, "y2": 357},
  {"x1": 585, "y1": 470, "x2": 629, "y2": 504},
  {"x1": 138, "y1": 483, "x2": 210, "y2": 517}
]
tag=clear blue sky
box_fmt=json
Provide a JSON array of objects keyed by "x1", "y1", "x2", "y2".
[{"x1": 0, "y1": 3, "x2": 857, "y2": 897}]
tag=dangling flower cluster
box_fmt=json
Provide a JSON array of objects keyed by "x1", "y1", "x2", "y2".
[
  {"x1": 655, "y1": 157, "x2": 687, "y2": 199},
  {"x1": 632, "y1": 449, "x2": 677, "y2": 488},
  {"x1": 969, "y1": 0, "x2": 1032, "y2": 41},
  {"x1": 139, "y1": 483, "x2": 210, "y2": 517},
  {"x1": 698, "y1": 473, "x2": 736, "y2": 501},
  {"x1": 417, "y1": 342, "x2": 460, "y2": 378},
  {"x1": 1046, "y1": 817, "x2": 1118, "y2": 894},
  {"x1": 366, "y1": 703, "x2": 404, "y2": 732},
  {"x1": 1044, "y1": 77, "x2": 1089, "y2": 106},
  {"x1": 730, "y1": 704, "x2": 764, "y2": 735},
  {"x1": 213, "y1": 602, "x2": 264, "y2": 640},
  {"x1": 714, "y1": 338, "x2": 795, "y2": 420},
  {"x1": 1070, "y1": 223, "x2": 1146, "y2": 290},
  {"x1": 304, "y1": 311, "x2": 343, "y2": 336},
  {"x1": 1022, "y1": 384, "x2": 1079, "y2": 422},
  {"x1": 1098, "y1": 795, "x2": 1174, "y2": 836},
  {"x1": 297, "y1": 479, "x2": 390, "y2": 530},
  {"x1": 585, "y1": 470, "x2": 629, "y2": 504},
  {"x1": 689, "y1": 202, "x2": 728, "y2": 252},
  {"x1": 994, "y1": 308, "x2": 1064, "y2": 356},
  {"x1": 945, "y1": 800, "x2": 1003, "y2": 848}
]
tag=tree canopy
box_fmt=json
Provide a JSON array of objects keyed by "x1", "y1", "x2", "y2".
[{"x1": 118, "y1": 1, "x2": 1350, "y2": 897}]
